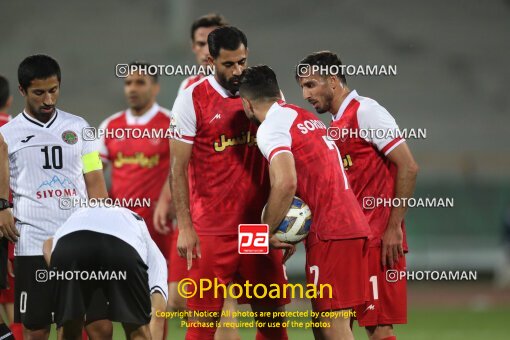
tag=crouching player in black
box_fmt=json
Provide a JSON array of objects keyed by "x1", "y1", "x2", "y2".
[{"x1": 43, "y1": 206, "x2": 168, "y2": 340}]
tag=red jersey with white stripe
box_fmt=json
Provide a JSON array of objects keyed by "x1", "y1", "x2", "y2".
[
  {"x1": 171, "y1": 75, "x2": 269, "y2": 236},
  {"x1": 331, "y1": 90, "x2": 408, "y2": 250},
  {"x1": 0, "y1": 112, "x2": 10, "y2": 125},
  {"x1": 256, "y1": 101, "x2": 370, "y2": 246},
  {"x1": 99, "y1": 103, "x2": 171, "y2": 221},
  {"x1": 177, "y1": 75, "x2": 204, "y2": 96}
]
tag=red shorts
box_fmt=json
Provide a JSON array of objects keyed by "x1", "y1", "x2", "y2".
[
  {"x1": 354, "y1": 246, "x2": 407, "y2": 326},
  {"x1": 306, "y1": 238, "x2": 369, "y2": 312},
  {"x1": 0, "y1": 272, "x2": 15, "y2": 304},
  {"x1": 168, "y1": 229, "x2": 188, "y2": 282},
  {"x1": 186, "y1": 235, "x2": 290, "y2": 311}
]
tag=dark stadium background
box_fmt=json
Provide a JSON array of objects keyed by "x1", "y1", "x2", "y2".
[{"x1": 1, "y1": 0, "x2": 509, "y2": 339}]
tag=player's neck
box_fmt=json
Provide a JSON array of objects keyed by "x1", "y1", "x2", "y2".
[
  {"x1": 255, "y1": 100, "x2": 277, "y2": 123},
  {"x1": 330, "y1": 87, "x2": 351, "y2": 116},
  {"x1": 24, "y1": 107, "x2": 55, "y2": 123},
  {"x1": 130, "y1": 101, "x2": 155, "y2": 117}
]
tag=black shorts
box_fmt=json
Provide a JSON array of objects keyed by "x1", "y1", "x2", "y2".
[
  {"x1": 51, "y1": 231, "x2": 151, "y2": 327},
  {"x1": 14, "y1": 256, "x2": 54, "y2": 329}
]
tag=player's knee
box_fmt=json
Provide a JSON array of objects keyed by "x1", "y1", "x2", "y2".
[
  {"x1": 367, "y1": 324, "x2": 394, "y2": 340},
  {"x1": 123, "y1": 323, "x2": 151, "y2": 340},
  {"x1": 168, "y1": 295, "x2": 187, "y2": 311},
  {"x1": 85, "y1": 319, "x2": 113, "y2": 339},
  {"x1": 23, "y1": 325, "x2": 50, "y2": 340}
]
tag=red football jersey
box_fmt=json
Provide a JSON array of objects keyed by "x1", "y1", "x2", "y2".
[
  {"x1": 331, "y1": 90, "x2": 408, "y2": 250},
  {"x1": 171, "y1": 76, "x2": 269, "y2": 236},
  {"x1": 256, "y1": 101, "x2": 370, "y2": 247},
  {"x1": 177, "y1": 75, "x2": 204, "y2": 96},
  {"x1": 99, "y1": 103, "x2": 171, "y2": 221}
]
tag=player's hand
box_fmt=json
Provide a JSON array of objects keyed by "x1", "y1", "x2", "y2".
[
  {"x1": 269, "y1": 235, "x2": 296, "y2": 264},
  {"x1": 153, "y1": 199, "x2": 173, "y2": 235},
  {"x1": 0, "y1": 209, "x2": 18, "y2": 242},
  {"x1": 177, "y1": 226, "x2": 201, "y2": 270},
  {"x1": 381, "y1": 224, "x2": 404, "y2": 268}
]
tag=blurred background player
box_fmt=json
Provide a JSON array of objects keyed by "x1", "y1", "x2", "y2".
[
  {"x1": 239, "y1": 65, "x2": 371, "y2": 340},
  {"x1": 176, "y1": 13, "x2": 228, "y2": 94},
  {"x1": 99, "y1": 61, "x2": 174, "y2": 337},
  {"x1": 0, "y1": 55, "x2": 109, "y2": 340},
  {"x1": 170, "y1": 26, "x2": 291, "y2": 340},
  {"x1": 0, "y1": 75, "x2": 17, "y2": 340},
  {"x1": 42, "y1": 206, "x2": 168, "y2": 340},
  {"x1": 297, "y1": 51, "x2": 419, "y2": 340}
]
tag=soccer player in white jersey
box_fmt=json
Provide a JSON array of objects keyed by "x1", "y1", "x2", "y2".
[
  {"x1": 42, "y1": 206, "x2": 168, "y2": 340},
  {"x1": 0, "y1": 55, "x2": 109, "y2": 340}
]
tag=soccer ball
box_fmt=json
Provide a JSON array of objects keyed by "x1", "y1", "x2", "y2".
[{"x1": 271, "y1": 196, "x2": 312, "y2": 244}]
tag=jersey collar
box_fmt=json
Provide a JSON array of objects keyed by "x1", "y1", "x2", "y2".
[
  {"x1": 332, "y1": 90, "x2": 358, "y2": 122},
  {"x1": 22, "y1": 109, "x2": 59, "y2": 128},
  {"x1": 125, "y1": 103, "x2": 160, "y2": 125},
  {"x1": 207, "y1": 75, "x2": 239, "y2": 98}
]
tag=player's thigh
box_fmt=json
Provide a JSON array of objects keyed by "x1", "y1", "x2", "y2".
[
  {"x1": 186, "y1": 235, "x2": 239, "y2": 312},
  {"x1": 168, "y1": 281, "x2": 187, "y2": 311},
  {"x1": 354, "y1": 247, "x2": 407, "y2": 327},
  {"x1": 306, "y1": 238, "x2": 368, "y2": 312},
  {"x1": 14, "y1": 256, "x2": 54, "y2": 330},
  {"x1": 237, "y1": 249, "x2": 290, "y2": 308}
]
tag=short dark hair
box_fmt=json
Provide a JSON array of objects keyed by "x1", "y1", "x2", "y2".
[
  {"x1": 191, "y1": 13, "x2": 227, "y2": 41},
  {"x1": 239, "y1": 65, "x2": 281, "y2": 101},
  {"x1": 0, "y1": 76, "x2": 9, "y2": 108},
  {"x1": 296, "y1": 51, "x2": 347, "y2": 84},
  {"x1": 18, "y1": 54, "x2": 61, "y2": 91},
  {"x1": 128, "y1": 61, "x2": 158, "y2": 83},
  {"x1": 208, "y1": 26, "x2": 248, "y2": 59}
]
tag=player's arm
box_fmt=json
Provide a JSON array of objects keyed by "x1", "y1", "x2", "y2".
[
  {"x1": 382, "y1": 142, "x2": 419, "y2": 267},
  {"x1": 170, "y1": 139, "x2": 199, "y2": 269},
  {"x1": 150, "y1": 293, "x2": 167, "y2": 340},
  {"x1": 263, "y1": 153, "x2": 297, "y2": 233},
  {"x1": 153, "y1": 176, "x2": 175, "y2": 235},
  {"x1": 84, "y1": 169, "x2": 108, "y2": 199},
  {"x1": 81, "y1": 121, "x2": 109, "y2": 199},
  {"x1": 42, "y1": 238, "x2": 53, "y2": 266},
  {"x1": 264, "y1": 153, "x2": 297, "y2": 263},
  {"x1": 145, "y1": 235, "x2": 168, "y2": 340},
  {"x1": 257, "y1": 117, "x2": 298, "y2": 262},
  {"x1": 0, "y1": 132, "x2": 18, "y2": 241}
]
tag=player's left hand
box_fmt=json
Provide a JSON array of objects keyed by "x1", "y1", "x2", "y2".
[
  {"x1": 269, "y1": 235, "x2": 296, "y2": 263},
  {"x1": 153, "y1": 199, "x2": 173, "y2": 235},
  {"x1": 381, "y1": 224, "x2": 404, "y2": 268}
]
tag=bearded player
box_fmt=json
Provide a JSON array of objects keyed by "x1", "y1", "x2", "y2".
[
  {"x1": 170, "y1": 26, "x2": 291, "y2": 340},
  {"x1": 152, "y1": 12, "x2": 230, "y2": 315},
  {"x1": 297, "y1": 51, "x2": 419, "y2": 340}
]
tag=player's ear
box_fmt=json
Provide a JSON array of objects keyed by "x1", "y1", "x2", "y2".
[
  {"x1": 18, "y1": 85, "x2": 26, "y2": 96},
  {"x1": 327, "y1": 75, "x2": 337, "y2": 89},
  {"x1": 207, "y1": 56, "x2": 215, "y2": 68}
]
